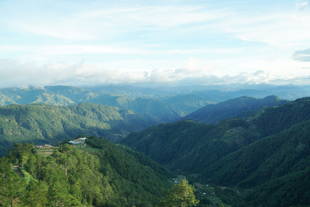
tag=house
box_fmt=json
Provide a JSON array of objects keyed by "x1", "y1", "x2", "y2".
[
  {"x1": 44, "y1": 144, "x2": 53, "y2": 148},
  {"x1": 35, "y1": 145, "x2": 43, "y2": 148}
]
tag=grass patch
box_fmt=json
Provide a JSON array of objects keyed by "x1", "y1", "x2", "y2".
[
  {"x1": 20, "y1": 167, "x2": 37, "y2": 184},
  {"x1": 75, "y1": 144, "x2": 100, "y2": 153},
  {"x1": 35, "y1": 148, "x2": 54, "y2": 156}
]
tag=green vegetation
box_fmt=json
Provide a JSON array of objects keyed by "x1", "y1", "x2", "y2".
[
  {"x1": 201, "y1": 119, "x2": 310, "y2": 206},
  {"x1": 0, "y1": 136, "x2": 179, "y2": 206},
  {"x1": 120, "y1": 118, "x2": 260, "y2": 172},
  {"x1": 159, "y1": 179, "x2": 199, "y2": 207},
  {"x1": 0, "y1": 103, "x2": 159, "y2": 157},
  {"x1": 183, "y1": 95, "x2": 288, "y2": 124},
  {"x1": 121, "y1": 97, "x2": 310, "y2": 206},
  {"x1": 2, "y1": 85, "x2": 310, "y2": 206},
  {"x1": 0, "y1": 86, "x2": 185, "y2": 122}
]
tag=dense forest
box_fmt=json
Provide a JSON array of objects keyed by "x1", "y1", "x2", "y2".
[
  {"x1": 1, "y1": 84, "x2": 310, "y2": 206},
  {"x1": 0, "y1": 103, "x2": 160, "y2": 157},
  {"x1": 121, "y1": 97, "x2": 310, "y2": 206},
  {"x1": 0, "y1": 135, "x2": 182, "y2": 207}
]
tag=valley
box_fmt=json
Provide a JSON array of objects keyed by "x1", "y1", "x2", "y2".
[{"x1": 0, "y1": 84, "x2": 310, "y2": 206}]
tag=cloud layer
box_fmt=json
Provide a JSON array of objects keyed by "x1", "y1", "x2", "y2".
[
  {"x1": 0, "y1": 57, "x2": 309, "y2": 88},
  {"x1": 292, "y1": 48, "x2": 310, "y2": 62},
  {"x1": 1, "y1": 0, "x2": 310, "y2": 87}
]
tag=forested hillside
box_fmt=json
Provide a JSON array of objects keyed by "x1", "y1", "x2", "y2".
[
  {"x1": 202, "y1": 119, "x2": 310, "y2": 207},
  {"x1": 182, "y1": 95, "x2": 288, "y2": 124},
  {"x1": 120, "y1": 119, "x2": 260, "y2": 172},
  {"x1": 0, "y1": 103, "x2": 159, "y2": 157},
  {"x1": 121, "y1": 96, "x2": 305, "y2": 172},
  {"x1": 0, "y1": 135, "x2": 176, "y2": 207},
  {"x1": 120, "y1": 96, "x2": 310, "y2": 206}
]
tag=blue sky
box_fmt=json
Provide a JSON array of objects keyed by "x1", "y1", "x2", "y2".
[{"x1": 0, "y1": 0, "x2": 310, "y2": 87}]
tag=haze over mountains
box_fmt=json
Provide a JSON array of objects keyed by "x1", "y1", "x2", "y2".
[
  {"x1": 0, "y1": 84, "x2": 309, "y2": 120},
  {"x1": 1, "y1": 83, "x2": 310, "y2": 206}
]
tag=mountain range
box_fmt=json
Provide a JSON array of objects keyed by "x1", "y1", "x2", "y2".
[
  {"x1": 120, "y1": 96, "x2": 310, "y2": 206},
  {"x1": 1, "y1": 84, "x2": 310, "y2": 206}
]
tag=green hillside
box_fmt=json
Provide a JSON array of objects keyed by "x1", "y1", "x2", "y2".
[
  {"x1": 0, "y1": 136, "x2": 176, "y2": 207},
  {"x1": 0, "y1": 103, "x2": 159, "y2": 157},
  {"x1": 120, "y1": 96, "x2": 310, "y2": 173},
  {"x1": 201, "y1": 119, "x2": 310, "y2": 207},
  {"x1": 120, "y1": 96, "x2": 310, "y2": 206},
  {"x1": 120, "y1": 118, "x2": 260, "y2": 173},
  {"x1": 183, "y1": 95, "x2": 289, "y2": 124}
]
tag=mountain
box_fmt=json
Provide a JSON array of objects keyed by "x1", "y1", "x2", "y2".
[
  {"x1": 120, "y1": 96, "x2": 310, "y2": 206},
  {"x1": 0, "y1": 135, "x2": 176, "y2": 207},
  {"x1": 120, "y1": 118, "x2": 260, "y2": 173},
  {"x1": 201, "y1": 119, "x2": 310, "y2": 207},
  {"x1": 0, "y1": 103, "x2": 159, "y2": 157},
  {"x1": 88, "y1": 96, "x2": 185, "y2": 122},
  {"x1": 182, "y1": 95, "x2": 289, "y2": 124},
  {"x1": 1, "y1": 85, "x2": 309, "y2": 123},
  {"x1": 160, "y1": 94, "x2": 211, "y2": 114},
  {"x1": 138, "y1": 84, "x2": 310, "y2": 100},
  {"x1": 0, "y1": 86, "x2": 184, "y2": 122},
  {"x1": 120, "y1": 96, "x2": 310, "y2": 173},
  {"x1": 84, "y1": 84, "x2": 177, "y2": 97}
]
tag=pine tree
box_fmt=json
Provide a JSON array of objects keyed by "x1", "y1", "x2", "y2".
[
  {"x1": 0, "y1": 170, "x2": 26, "y2": 207},
  {"x1": 22, "y1": 180, "x2": 48, "y2": 207}
]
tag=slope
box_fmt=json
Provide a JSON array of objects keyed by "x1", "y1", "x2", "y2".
[
  {"x1": 201, "y1": 119, "x2": 310, "y2": 207},
  {"x1": 1, "y1": 137, "x2": 176, "y2": 207},
  {"x1": 183, "y1": 95, "x2": 289, "y2": 124},
  {"x1": 120, "y1": 97, "x2": 310, "y2": 174},
  {"x1": 0, "y1": 86, "x2": 184, "y2": 122},
  {"x1": 0, "y1": 103, "x2": 159, "y2": 157},
  {"x1": 161, "y1": 94, "x2": 211, "y2": 114}
]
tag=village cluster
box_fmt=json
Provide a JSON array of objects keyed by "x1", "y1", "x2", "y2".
[
  {"x1": 34, "y1": 144, "x2": 53, "y2": 148},
  {"x1": 34, "y1": 137, "x2": 88, "y2": 149}
]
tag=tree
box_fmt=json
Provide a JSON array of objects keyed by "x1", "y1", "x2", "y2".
[
  {"x1": 48, "y1": 180, "x2": 69, "y2": 207},
  {"x1": 159, "y1": 179, "x2": 199, "y2": 207},
  {"x1": 0, "y1": 170, "x2": 26, "y2": 207},
  {"x1": 22, "y1": 180, "x2": 48, "y2": 207},
  {"x1": 0, "y1": 157, "x2": 11, "y2": 178}
]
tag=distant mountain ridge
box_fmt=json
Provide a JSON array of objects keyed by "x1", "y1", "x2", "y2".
[
  {"x1": 182, "y1": 95, "x2": 289, "y2": 124},
  {"x1": 1, "y1": 84, "x2": 309, "y2": 123},
  {"x1": 0, "y1": 86, "x2": 185, "y2": 122}
]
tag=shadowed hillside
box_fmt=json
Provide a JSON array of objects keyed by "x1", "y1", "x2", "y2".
[{"x1": 182, "y1": 95, "x2": 289, "y2": 124}]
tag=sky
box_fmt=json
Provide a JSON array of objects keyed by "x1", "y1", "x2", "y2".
[{"x1": 0, "y1": 0, "x2": 310, "y2": 88}]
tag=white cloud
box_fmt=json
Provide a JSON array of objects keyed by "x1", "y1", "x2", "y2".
[
  {"x1": 295, "y1": 2, "x2": 308, "y2": 11},
  {"x1": 0, "y1": 57, "x2": 309, "y2": 88}
]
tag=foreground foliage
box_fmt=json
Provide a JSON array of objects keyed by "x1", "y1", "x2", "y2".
[
  {"x1": 159, "y1": 179, "x2": 199, "y2": 207},
  {"x1": 0, "y1": 136, "x2": 177, "y2": 207}
]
